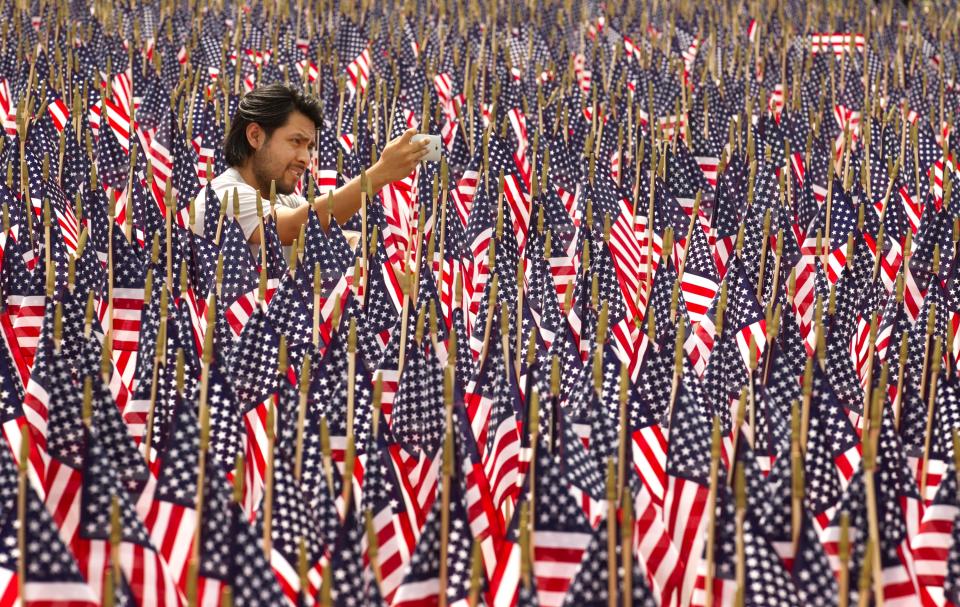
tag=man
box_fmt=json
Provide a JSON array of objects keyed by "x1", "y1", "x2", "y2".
[{"x1": 192, "y1": 83, "x2": 429, "y2": 245}]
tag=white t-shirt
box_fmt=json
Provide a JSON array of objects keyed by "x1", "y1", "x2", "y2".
[
  {"x1": 192, "y1": 167, "x2": 362, "y2": 255},
  {"x1": 191, "y1": 167, "x2": 308, "y2": 246}
]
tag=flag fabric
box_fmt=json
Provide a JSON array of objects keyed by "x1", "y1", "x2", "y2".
[
  {"x1": 0, "y1": 442, "x2": 98, "y2": 606},
  {"x1": 0, "y1": 2, "x2": 958, "y2": 606}
]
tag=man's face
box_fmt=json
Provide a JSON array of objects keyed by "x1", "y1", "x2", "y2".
[{"x1": 250, "y1": 111, "x2": 316, "y2": 195}]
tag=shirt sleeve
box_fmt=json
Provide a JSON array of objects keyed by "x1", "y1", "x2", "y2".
[{"x1": 276, "y1": 193, "x2": 309, "y2": 209}]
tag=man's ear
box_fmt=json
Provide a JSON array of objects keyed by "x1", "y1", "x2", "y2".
[{"x1": 245, "y1": 122, "x2": 264, "y2": 151}]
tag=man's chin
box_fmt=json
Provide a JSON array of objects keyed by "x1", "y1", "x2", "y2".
[{"x1": 276, "y1": 180, "x2": 298, "y2": 196}]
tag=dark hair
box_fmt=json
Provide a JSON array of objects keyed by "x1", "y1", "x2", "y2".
[{"x1": 223, "y1": 84, "x2": 323, "y2": 167}]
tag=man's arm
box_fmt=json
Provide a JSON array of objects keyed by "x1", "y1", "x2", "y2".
[
  {"x1": 256, "y1": 128, "x2": 430, "y2": 245},
  {"x1": 264, "y1": 172, "x2": 381, "y2": 245}
]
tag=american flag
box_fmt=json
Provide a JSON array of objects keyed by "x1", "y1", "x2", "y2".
[
  {"x1": 224, "y1": 307, "x2": 285, "y2": 514},
  {"x1": 103, "y1": 224, "x2": 146, "y2": 352},
  {"x1": 822, "y1": 413, "x2": 922, "y2": 606},
  {"x1": 710, "y1": 159, "x2": 748, "y2": 278},
  {"x1": 202, "y1": 469, "x2": 289, "y2": 605},
  {"x1": 260, "y1": 443, "x2": 328, "y2": 604},
  {"x1": 96, "y1": 104, "x2": 131, "y2": 190},
  {"x1": 663, "y1": 388, "x2": 713, "y2": 597},
  {"x1": 338, "y1": 16, "x2": 372, "y2": 99},
  {"x1": 328, "y1": 499, "x2": 383, "y2": 605},
  {"x1": 680, "y1": 224, "x2": 721, "y2": 325},
  {"x1": 0, "y1": 443, "x2": 98, "y2": 606},
  {"x1": 359, "y1": 418, "x2": 424, "y2": 604},
  {"x1": 472, "y1": 318, "x2": 523, "y2": 528},
  {"x1": 80, "y1": 422, "x2": 180, "y2": 605},
  {"x1": 523, "y1": 435, "x2": 596, "y2": 607},
  {"x1": 0, "y1": 2, "x2": 959, "y2": 605},
  {"x1": 2, "y1": 236, "x2": 45, "y2": 369},
  {"x1": 141, "y1": 394, "x2": 201, "y2": 591},
  {"x1": 390, "y1": 459, "x2": 477, "y2": 607},
  {"x1": 217, "y1": 219, "x2": 261, "y2": 339}
]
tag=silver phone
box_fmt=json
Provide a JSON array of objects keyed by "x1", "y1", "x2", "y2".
[{"x1": 411, "y1": 134, "x2": 442, "y2": 162}]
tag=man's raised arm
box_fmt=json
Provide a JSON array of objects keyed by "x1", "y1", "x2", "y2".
[{"x1": 266, "y1": 128, "x2": 430, "y2": 245}]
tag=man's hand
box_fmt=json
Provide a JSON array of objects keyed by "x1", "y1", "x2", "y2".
[{"x1": 368, "y1": 128, "x2": 431, "y2": 189}]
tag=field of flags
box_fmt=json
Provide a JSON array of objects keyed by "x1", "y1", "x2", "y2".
[{"x1": 4, "y1": 0, "x2": 960, "y2": 604}]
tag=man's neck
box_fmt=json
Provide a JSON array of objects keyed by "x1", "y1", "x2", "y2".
[{"x1": 233, "y1": 163, "x2": 268, "y2": 196}]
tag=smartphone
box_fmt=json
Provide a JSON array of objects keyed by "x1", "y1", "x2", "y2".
[{"x1": 411, "y1": 133, "x2": 442, "y2": 162}]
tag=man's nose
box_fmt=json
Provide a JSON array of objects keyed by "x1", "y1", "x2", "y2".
[{"x1": 297, "y1": 146, "x2": 310, "y2": 165}]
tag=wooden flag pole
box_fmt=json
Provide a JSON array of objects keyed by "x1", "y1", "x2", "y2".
[
  {"x1": 645, "y1": 128, "x2": 657, "y2": 293},
  {"x1": 703, "y1": 417, "x2": 722, "y2": 607},
  {"x1": 438, "y1": 364, "x2": 455, "y2": 607},
  {"x1": 364, "y1": 510, "x2": 384, "y2": 591},
  {"x1": 790, "y1": 400, "x2": 805, "y2": 555},
  {"x1": 257, "y1": 189, "x2": 268, "y2": 277},
  {"x1": 313, "y1": 263, "x2": 322, "y2": 349},
  {"x1": 107, "y1": 190, "x2": 116, "y2": 344},
  {"x1": 616, "y1": 362, "x2": 629, "y2": 498},
  {"x1": 262, "y1": 342, "x2": 282, "y2": 557},
  {"x1": 213, "y1": 190, "x2": 231, "y2": 247},
  {"x1": 42, "y1": 200, "x2": 52, "y2": 298},
  {"x1": 920, "y1": 338, "x2": 943, "y2": 498},
  {"x1": 862, "y1": 380, "x2": 884, "y2": 605},
  {"x1": 188, "y1": 295, "x2": 216, "y2": 604},
  {"x1": 294, "y1": 352, "x2": 312, "y2": 483},
  {"x1": 838, "y1": 511, "x2": 850, "y2": 607},
  {"x1": 759, "y1": 302, "x2": 782, "y2": 387},
  {"x1": 468, "y1": 539, "x2": 483, "y2": 607},
  {"x1": 920, "y1": 303, "x2": 939, "y2": 403},
  {"x1": 518, "y1": 500, "x2": 532, "y2": 593},
  {"x1": 16, "y1": 424, "x2": 28, "y2": 604},
  {"x1": 886, "y1": 306, "x2": 905, "y2": 418},
  {"x1": 621, "y1": 486, "x2": 634, "y2": 607},
  {"x1": 799, "y1": 354, "x2": 814, "y2": 454},
  {"x1": 477, "y1": 274, "x2": 500, "y2": 366},
  {"x1": 606, "y1": 458, "x2": 618, "y2": 607},
  {"x1": 727, "y1": 388, "x2": 747, "y2": 487},
  {"x1": 734, "y1": 465, "x2": 746, "y2": 607},
  {"x1": 397, "y1": 259, "x2": 413, "y2": 374},
  {"x1": 499, "y1": 303, "x2": 511, "y2": 383},
  {"x1": 144, "y1": 288, "x2": 169, "y2": 462},
  {"x1": 360, "y1": 170, "x2": 369, "y2": 298},
  {"x1": 340, "y1": 319, "x2": 359, "y2": 512},
  {"x1": 949, "y1": 317, "x2": 957, "y2": 381}
]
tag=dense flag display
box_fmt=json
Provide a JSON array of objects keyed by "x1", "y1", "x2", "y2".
[{"x1": 1, "y1": 0, "x2": 960, "y2": 605}]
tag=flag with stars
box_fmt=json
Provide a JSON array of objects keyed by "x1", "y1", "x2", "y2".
[
  {"x1": 80, "y1": 422, "x2": 182, "y2": 606},
  {"x1": 141, "y1": 391, "x2": 202, "y2": 590},
  {"x1": 390, "y1": 343, "x2": 446, "y2": 459},
  {"x1": 259, "y1": 442, "x2": 330, "y2": 605},
  {"x1": 561, "y1": 501, "x2": 659, "y2": 607},
  {"x1": 218, "y1": 218, "x2": 261, "y2": 340},
  {"x1": 0, "y1": 443, "x2": 99, "y2": 606},
  {"x1": 390, "y1": 461, "x2": 477, "y2": 607},
  {"x1": 518, "y1": 433, "x2": 596, "y2": 607}
]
